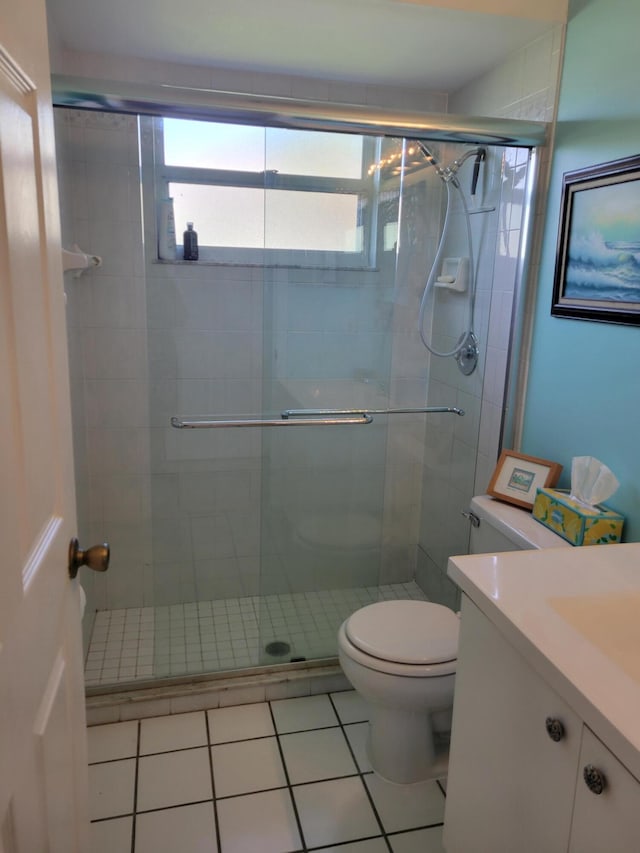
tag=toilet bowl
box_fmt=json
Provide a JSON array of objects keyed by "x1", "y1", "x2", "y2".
[
  {"x1": 338, "y1": 599, "x2": 458, "y2": 784},
  {"x1": 338, "y1": 495, "x2": 571, "y2": 785}
]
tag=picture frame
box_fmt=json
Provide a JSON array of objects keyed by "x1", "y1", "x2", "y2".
[
  {"x1": 487, "y1": 450, "x2": 562, "y2": 510},
  {"x1": 551, "y1": 154, "x2": 640, "y2": 325}
]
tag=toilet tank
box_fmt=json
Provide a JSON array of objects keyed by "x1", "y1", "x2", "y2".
[{"x1": 469, "y1": 495, "x2": 570, "y2": 553}]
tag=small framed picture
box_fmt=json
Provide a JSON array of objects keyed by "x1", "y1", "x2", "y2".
[{"x1": 487, "y1": 450, "x2": 563, "y2": 510}]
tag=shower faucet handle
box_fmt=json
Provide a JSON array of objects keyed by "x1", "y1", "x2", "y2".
[{"x1": 68, "y1": 537, "x2": 110, "y2": 579}]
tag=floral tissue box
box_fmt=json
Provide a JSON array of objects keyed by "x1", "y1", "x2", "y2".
[{"x1": 533, "y1": 487, "x2": 624, "y2": 546}]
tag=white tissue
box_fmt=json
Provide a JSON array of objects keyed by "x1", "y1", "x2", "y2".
[{"x1": 569, "y1": 456, "x2": 619, "y2": 510}]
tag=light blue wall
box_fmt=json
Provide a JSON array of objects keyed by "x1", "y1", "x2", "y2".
[{"x1": 521, "y1": 0, "x2": 640, "y2": 541}]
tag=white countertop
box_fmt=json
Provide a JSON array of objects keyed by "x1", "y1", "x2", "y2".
[{"x1": 448, "y1": 542, "x2": 640, "y2": 780}]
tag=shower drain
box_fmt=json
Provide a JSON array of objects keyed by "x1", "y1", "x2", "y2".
[{"x1": 264, "y1": 641, "x2": 291, "y2": 657}]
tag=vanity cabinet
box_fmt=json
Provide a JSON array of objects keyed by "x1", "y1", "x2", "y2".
[
  {"x1": 443, "y1": 596, "x2": 640, "y2": 853},
  {"x1": 570, "y1": 727, "x2": 640, "y2": 852}
]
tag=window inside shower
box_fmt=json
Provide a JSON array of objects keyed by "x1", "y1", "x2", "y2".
[
  {"x1": 55, "y1": 105, "x2": 533, "y2": 691},
  {"x1": 155, "y1": 118, "x2": 379, "y2": 266}
]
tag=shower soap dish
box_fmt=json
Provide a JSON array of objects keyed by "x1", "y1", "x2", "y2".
[{"x1": 435, "y1": 257, "x2": 468, "y2": 292}]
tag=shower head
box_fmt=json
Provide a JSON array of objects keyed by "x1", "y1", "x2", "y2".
[{"x1": 414, "y1": 141, "x2": 442, "y2": 172}]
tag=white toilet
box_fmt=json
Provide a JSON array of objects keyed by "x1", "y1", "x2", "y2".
[{"x1": 338, "y1": 494, "x2": 570, "y2": 784}]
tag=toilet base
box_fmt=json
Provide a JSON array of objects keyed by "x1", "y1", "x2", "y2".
[{"x1": 367, "y1": 706, "x2": 449, "y2": 784}]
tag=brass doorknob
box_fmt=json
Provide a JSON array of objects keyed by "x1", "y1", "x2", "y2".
[{"x1": 68, "y1": 538, "x2": 110, "y2": 579}]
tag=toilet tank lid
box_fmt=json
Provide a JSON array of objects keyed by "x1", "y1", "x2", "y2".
[
  {"x1": 345, "y1": 600, "x2": 459, "y2": 665},
  {"x1": 470, "y1": 495, "x2": 571, "y2": 549}
]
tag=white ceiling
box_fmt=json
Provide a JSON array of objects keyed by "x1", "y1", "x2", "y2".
[{"x1": 46, "y1": 0, "x2": 567, "y2": 92}]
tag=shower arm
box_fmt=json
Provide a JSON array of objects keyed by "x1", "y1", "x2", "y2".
[{"x1": 171, "y1": 406, "x2": 464, "y2": 429}]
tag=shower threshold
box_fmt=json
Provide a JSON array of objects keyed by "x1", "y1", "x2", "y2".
[{"x1": 84, "y1": 581, "x2": 427, "y2": 688}]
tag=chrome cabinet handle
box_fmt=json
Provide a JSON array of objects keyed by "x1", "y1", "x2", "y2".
[
  {"x1": 545, "y1": 717, "x2": 565, "y2": 742},
  {"x1": 68, "y1": 537, "x2": 110, "y2": 579},
  {"x1": 583, "y1": 764, "x2": 607, "y2": 795}
]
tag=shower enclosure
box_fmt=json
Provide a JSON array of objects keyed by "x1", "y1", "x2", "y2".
[{"x1": 54, "y1": 100, "x2": 536, "y2": 690}]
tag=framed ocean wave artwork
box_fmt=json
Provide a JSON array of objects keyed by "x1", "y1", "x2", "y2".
[{"x1": 552, "y1": 154, "x2": 640, "y2": 325}]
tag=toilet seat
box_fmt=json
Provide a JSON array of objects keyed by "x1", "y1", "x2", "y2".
[{"x1": 340, "y1": 600, "x2": 458, "y2": 678}]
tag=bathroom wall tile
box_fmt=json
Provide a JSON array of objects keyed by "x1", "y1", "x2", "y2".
[
  {"x1": 82, "y1": 328, "x2": 147, "y2": 380},
  {"x1": 105, "y1": 561, "x2": 146, "y2": 610},
  {"x1": 85, "y1": 163, "x2": 135, "y2": 223},
  {"x1": 85, "y1": 380, "x2": 148, "y2": 428},
  {"x1": 194, "y1": 558, "x2": 244, "y2": 600},
  {"x1": 190, "y1": 515, "x2": 235, "y2": 560},
  {"x1": 87, "y1": 219, "x2": 140, "y2": 278},
  {"x1": 87, "y1": 427, "x2": 150, "y2": 475},
  {"x1": 102, "y1": 474, "x2": 150, "y2": 523},
  {"x1": 89, "y1": 275, "x2": 146, "y2": 330}
]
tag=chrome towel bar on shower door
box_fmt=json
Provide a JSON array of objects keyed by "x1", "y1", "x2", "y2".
[
  {"x1": 171, "y1": 413, "x2": 374, "y2": 428},
  {"x1": 281, "y1": 406, "x2": 465, "y2": 418},
  {"x1": 170, "y1": 406, "x2": 464, "y2": 429}
]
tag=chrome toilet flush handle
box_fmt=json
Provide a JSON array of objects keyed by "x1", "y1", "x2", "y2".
[{"x1": 461, "y1": 510, "x2": 480, "y2": 528}]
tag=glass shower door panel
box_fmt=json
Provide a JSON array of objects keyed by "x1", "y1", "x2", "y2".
[
  {"x1": 258, "y1": 291, "x2": 392, "y2": 665},
  {"x1": 257, "y1": 129, "x2": 399, "y2": 665}
]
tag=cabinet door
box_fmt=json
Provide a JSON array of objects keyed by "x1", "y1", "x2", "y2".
[
  {"x1": 444, "y1": 597, "x2": 581, "y2": 853},
  {"x1": 569, "y1": 726, "x2": 640, "y2": 852}
]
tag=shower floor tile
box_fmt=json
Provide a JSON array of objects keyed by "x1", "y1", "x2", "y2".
[{"x1": 85, "y1": 581, "x2": 427, "y2": 686}]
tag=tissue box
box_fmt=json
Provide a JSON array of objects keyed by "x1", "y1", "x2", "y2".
[{"x1": 533, "y1": 488, "x2": 624, "y2": 546}]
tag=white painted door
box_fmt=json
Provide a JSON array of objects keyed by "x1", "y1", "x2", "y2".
[{"x1": 0, "y1": 0, "x2": 90, "y2": 849}]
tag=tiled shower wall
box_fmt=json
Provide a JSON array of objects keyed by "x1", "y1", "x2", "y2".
[
  {"x1": 56, "y1": 109, "x2": 151, "y2": 647},
  {"x1": 56, "y1": 25, "x2": 564, "y2": 643},
  {"x1": 57, "y1": 111, "x2": 442, "y2": 636},
  {"x1": 416, "y1": 25, "x2": 564, "y2": 606}
]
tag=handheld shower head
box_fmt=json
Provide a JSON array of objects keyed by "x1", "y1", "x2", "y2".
[{"x1": 471, "y1": 148, "x2": 486, "y2": 196}]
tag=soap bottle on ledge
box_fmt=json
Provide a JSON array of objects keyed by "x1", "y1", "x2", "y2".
[{"x1": 183, "y1": 221, "x2": 199, "y2": 261}]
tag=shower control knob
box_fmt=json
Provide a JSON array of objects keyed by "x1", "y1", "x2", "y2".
[
  {"x1": 68, "y1": 537, "x2": 110, "y2": 579},
  {"x1": 583, "y1": 764, "x2": 607, "y2": 795},
  {"x1": 545, "y1": 717, "x2": 565, "y2": 742}
]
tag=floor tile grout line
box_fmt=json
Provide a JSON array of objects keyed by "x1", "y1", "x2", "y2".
[
  {"x1": 130, "y1": 720, "x2": 141, "y2": 853},
  {"x1": 305, "y1": 833, "x2": 388, "y2": 852},
  {"x1": 203, "y1": 711, "x2": 223, "y2": 853},
  {"x1": 132, "y1": 797, "x2": 214, "y2": 817},
  {"x1": 267, "y1": 700, "x2": 309, "y2": 853},
  {"x1": 327, "y1": 692, "x2": 394, "y2": 853}
]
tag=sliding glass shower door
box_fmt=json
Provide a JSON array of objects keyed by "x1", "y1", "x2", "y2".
[{"x1": 256, "y1": 132, "x2": 429, "y2": 664}]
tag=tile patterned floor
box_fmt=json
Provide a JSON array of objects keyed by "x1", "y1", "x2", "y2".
[
  {"x1": 88, "y1": 690, "x2": 446, "y2": 853},
  {"x1": 85, "y1": 583, "x2": 428, "y2": 686}
]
